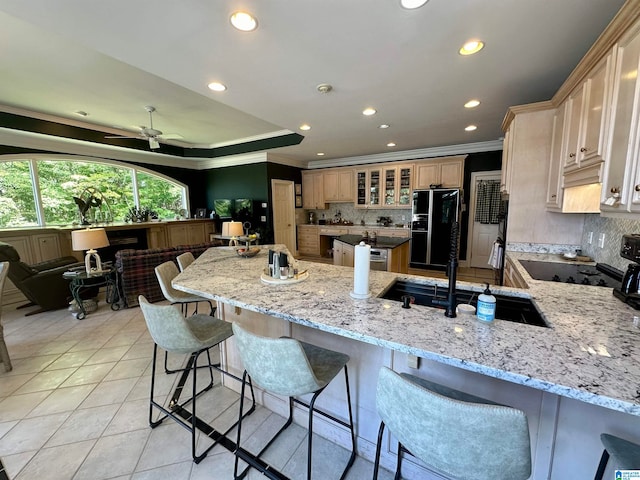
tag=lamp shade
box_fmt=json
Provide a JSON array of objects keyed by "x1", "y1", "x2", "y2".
[
  {"x1": 222, "y1": 221, "x2": 244, "y2": 237},
  {"x1": 71, "y1": 228, "x2": 110, "y2": 251}
]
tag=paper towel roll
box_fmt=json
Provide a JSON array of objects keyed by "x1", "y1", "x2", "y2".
[{"x1": 350, "y1": 241, "x2": 371, "y2": 299}]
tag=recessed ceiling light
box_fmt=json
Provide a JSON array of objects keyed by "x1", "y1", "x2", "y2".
[
  {"x1": 400, "y1": 0, "x2": 429, "y2": 9},
  {"x1": 378, "y1": 124, "x2": 390, "y2": 129},
  {"x1": 387, "y1": 142, "x2": 396, "y2": 147},
  {"x1": 230, "y1": 11, "x2": 258, "y2": 32},
  {"x1": 74, "y1": 110, "x2": 88, "y2": 117},
  {"x1": 464, "y1": 99, "x2": 480, "y2": 108},
  {"x1": 363, "y1": 107, "x2": 377, "y2": 116},
  {"x1": 465, "y1": 125, "x2": 477, "y2": 131},
  {"x1": 459, "y1": 40, "x2": 484, "y2": 55},
  {"x1": 317, "y1": 152, "x2": 325, "y2": 156},
  {"x1": 300, "y1": 124, "x2": 311, "y2": 131},
  {"x1": 208, "y1": 82, "x2": 227, "y2": 92}
]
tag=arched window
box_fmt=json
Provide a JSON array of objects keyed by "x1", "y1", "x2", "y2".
[{"x1": 0, "y1": 155, "x2": 187, "y2": 228}]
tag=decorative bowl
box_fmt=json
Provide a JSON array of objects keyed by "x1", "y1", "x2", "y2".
[{"x1": 236, "y1": 247, "x2": 261, "y2": 258}]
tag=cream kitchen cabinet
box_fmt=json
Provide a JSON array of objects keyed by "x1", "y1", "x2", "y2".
[
  {"x1": 297, "y1": 225, "x2": 319, "y2": 256},
  {"x1": 355, "y1": 168, "x2": 382, "y2": 208},
  {"x1": 563, "y1": 52, "x2": 614, "y2": 176},
  {"x1": 382, "y1": 165, "x2": 412, "y2": 207},
  {"x1": 602, "y1": 21, "x2": 640, "y2": 213},
  {"x1": 167, "y1": 221, "x2": 207, "y2": 246},
  {"x1": 500, "y1": 128, "x2": 515, "y2": 195},
  {"x1": 332, "y1": 240, "x2": 354, "y2": 267},
  {"x1": 546, "y1": 105, "x2": 567, "y2": 210},
  {"x1": 32, "y1": 233, "x2": 63, "y2": 263},
  {"x1": 414, "y1": 157, "x2": 464, "y2": 190},
  {"x1": 323, "y1": 169, "x2": 354, "y2": 202},
  {"x1": 503, "y1": 256, "x2": 528, "y2": 289},
  {"x1": 302, "y1": 171, "x2": 326, "y2": 209}
]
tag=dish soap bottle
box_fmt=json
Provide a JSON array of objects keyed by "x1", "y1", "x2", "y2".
[{"x1": 477, "y1": 284, "x2": 496, "y2": 322}]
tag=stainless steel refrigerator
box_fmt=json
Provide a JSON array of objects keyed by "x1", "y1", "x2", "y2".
[{"x1": 410, "y1": 189, "x2": 460, "y2": 267}]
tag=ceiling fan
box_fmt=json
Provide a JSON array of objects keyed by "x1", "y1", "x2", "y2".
[{"x1": 105, "y1": 105, "x2": 182, "y2": 149}]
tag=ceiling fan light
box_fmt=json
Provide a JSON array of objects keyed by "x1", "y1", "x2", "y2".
[
  {"x1": 230, "y1": 12, "x2": 258, "y2": 32},
  {"x1": 459, "y1": 40, "x2": 484, "y2": 55},
  {"x1": 400, "y1": 0, "x2": 429, "y2": 9},
  {"x1": 208, "y1": 82, "x2": 227, "y2": 92},
  {"x1": 149, "y1": 138, "x2": 160, "y2": 149}
]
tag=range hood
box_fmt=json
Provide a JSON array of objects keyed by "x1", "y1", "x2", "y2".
[{"x1": 561, "y1": 183, "x2": 601, "y2": 213}]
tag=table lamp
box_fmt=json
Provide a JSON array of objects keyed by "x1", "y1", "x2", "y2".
[
  {"x1": 222, "y1": 221, "x2": 244, "y2": 246},
  {"x1": 72, "y1": 227, "x2": 110, "y2": 274}
]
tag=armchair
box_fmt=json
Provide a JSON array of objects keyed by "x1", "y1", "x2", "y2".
[{"x1": 0, "y1": 241, "x2": 84, "y2": 315}]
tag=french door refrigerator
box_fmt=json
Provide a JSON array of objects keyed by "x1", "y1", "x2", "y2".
[{"x1": 410, "y1": 189, "x2": 460, "y2": 267}]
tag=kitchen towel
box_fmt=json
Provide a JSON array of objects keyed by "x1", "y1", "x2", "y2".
[
  {"x1": 488, "y1": 241, "x2": 503, "y2": 269},
  {"x1": 350, "y1": 241, "x2": 371, "y2": 299}
]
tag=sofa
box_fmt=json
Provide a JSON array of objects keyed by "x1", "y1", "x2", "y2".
[{"x1": 115, "y1": 241, "x2": 223, "y2": 308}]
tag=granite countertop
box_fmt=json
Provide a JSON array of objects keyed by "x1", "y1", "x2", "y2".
[
  {"x1": 173, "y1": 246, "x2": 640, "y2": 416},
  {"x1": 334, "y1": 234, "x2": 410, "y2": 249}
]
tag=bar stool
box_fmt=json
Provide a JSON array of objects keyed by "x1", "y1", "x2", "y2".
[
  {"x1": 0, "y1": 262, "x2": 12, "y2": 372},
  {"x1": 231, "y1": 322, "x2": 356, "y2": 480},
  {"x1": 594, "y1": 433, "x2": 640, "y2": 479},
  {"x1": 373, "y1": 367, "x2": 531, "y2": 480},
  {"x1": 176, "y1": 251, "x2": 195, "y2": 272},
  {"x1": 139, "y1": 296, "x2": 255, "y2": 463},
  {"x1": 155, "y1": 261, "x2": 214, "y2": 316}
]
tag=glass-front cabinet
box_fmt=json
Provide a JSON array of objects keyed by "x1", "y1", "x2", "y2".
[
  {"x1": 384, "y1": 169, "x2": 396, "y2": 206},
  {"x1": 398, "y1": 166, "x2": 412, "y2": 206},
  {"x1": 356, "y1": 168, "x2": 383, "y2": 207},
  {"x1": 369, "y1": 169, "x2": 381, "y2": 206},
  {"x1": 381, "y1": 165, "x2": 413, "y2": 207}
]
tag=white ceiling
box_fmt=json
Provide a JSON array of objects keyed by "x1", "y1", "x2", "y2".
[{"x1": 0, "y1": 0, "x2": 626, "y2": 166}]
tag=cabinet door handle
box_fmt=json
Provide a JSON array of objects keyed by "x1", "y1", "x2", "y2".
[
  {"x1": 635, "y1": 185, "x2": 640, "y2": 192},
  {"x1": 611, "y1": 187, "x2": 620, "y2": 194},
  {"x1": 569, "y1": 153, "x2": 576, "y2": 158},
  {"x1": 580, "y1": 147, "x2": 588, "y2": 152},
  {"x1": 551, "y1": 194, "x2": 556, "y2": 198}
]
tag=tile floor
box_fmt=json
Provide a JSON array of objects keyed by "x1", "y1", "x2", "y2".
[{"x1": 0, "y1": 298, "x2": 396, "y2": 480}]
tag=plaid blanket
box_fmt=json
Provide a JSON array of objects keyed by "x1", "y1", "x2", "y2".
[{"x1": 115, "y1": 241, "x2": 222, "y2": 307}]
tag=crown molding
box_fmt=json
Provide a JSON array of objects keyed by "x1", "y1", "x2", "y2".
[
  {"x1": 305, "y1": 140, "x2": 503, "y2": 169},
  {"x1": 501, "y1": 101, "x2": 554, "y2": 132}
]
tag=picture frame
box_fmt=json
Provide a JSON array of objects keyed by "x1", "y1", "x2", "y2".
[
  {"x1": 295, "y1": 183, "x2": 302, "y2": 195},
  {"x1": 295, "y1": 195, "x2": 302, "y2": 207},
  {"x1": 195, "y1": 208, "x2": 207, "y2": 218}
]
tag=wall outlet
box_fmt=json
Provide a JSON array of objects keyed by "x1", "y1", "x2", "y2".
[
  {"x1": 598, "y1": 233, "x2": 606, "y2": 248},
  {"x1": 401, "y1": 215, "x2": 406, "y2": 221},
  {"x1": 407, "y1": 354, "x2": 420, "y2": 369},
  {"x1": 588, "y1": 232, "x2": 593, "y2": 244}
]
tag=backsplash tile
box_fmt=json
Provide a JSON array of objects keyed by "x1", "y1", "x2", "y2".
[
  {"x1": 304, "y1": 202, "x2": 411, "y2": 227},
  {"x1": 581, "y1": 214, "x2": 640, "y2": 271}
]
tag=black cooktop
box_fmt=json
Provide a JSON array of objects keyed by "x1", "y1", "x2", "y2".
[{"x1": 519, "y1": 260, "x2": 623, "y2": 289}]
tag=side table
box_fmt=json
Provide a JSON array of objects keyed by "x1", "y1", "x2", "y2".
[{"x1": 63, "y1": 267, "x2": 122, "y2": 320}]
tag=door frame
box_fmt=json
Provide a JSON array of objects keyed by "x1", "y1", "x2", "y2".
[
  {"x1": 466, "y1": 170, "x2": 501, "y2": 269},
  {"x1": 271, "y1": 179, "x2": 296, "y2": 255}
]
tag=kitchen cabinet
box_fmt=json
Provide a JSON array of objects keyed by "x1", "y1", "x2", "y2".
[
  {"x1": 382, "y1": 165, "x2": 412, "y2": 207},
  {"x1": 167, "y1": 221, "x2": 207, "y2": 246},
  {"x1": 500, "y1": 128, "x2": 515, "y2": 195},
  {"x1": 297, "y1": 225, "x2": 319, "y2": 256},
  {"x1": 302, "y1": 171, "x2": 326, "y2": 209},
  {"x1": 147, "y1": 225, "x2": 168, "y2": 249},
  {"x1": 323, "y1": 169, "x2": 354, "y2": 202},
  {"x1": 503, "y1": 256, "x2": 527, "y2": 289},
  {"x1": 414, "y1": 157, "x2": 464, "y2": 190},
  {"x1": 355, "y1": 168, "x2": 382, "y2": 208},
  {"x1": 332, "y1": 240, "x2": 354, "y2": 267},
  {"x1": 32, "y1": 233, "x2": 62, "y2": 263},
  {"x1": 0, "y1": 235, "x2": 39, "y2": 305},
  {"x1": 601, "y1": 22, "x2": 640, "y2": 213},
  {"x1": 563, "y1": 53, "x2": 613, "y2": 175},
  {"x1": 546, "y1": 105, "x2": 567, "y2": 211}
]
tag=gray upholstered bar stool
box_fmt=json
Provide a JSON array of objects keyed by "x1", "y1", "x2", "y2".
[
  {"x1": 0, "y1": 262, "x2": 12, "y2": 372},
  {"x1": 231, "y1": 322, "x2": 356, "y2": 480},
  {"x1": 373, "y1": 367, "x2": 531, "y2": 480},
  {"x1": 594, "y1": 433, "x2": 640, "y2": 479},
  {"x1": 155, "y1": 261, "x2": 214, "y2": 317},
  {"x1": 176, "y1": 251, "x2": 195, "y2": 272},
  {"x1": 139, "y1": 296, "x2": 255, "y2": 463}
]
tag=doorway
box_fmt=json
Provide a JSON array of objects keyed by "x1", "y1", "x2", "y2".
[
  {"x1": 467, "y1": 171, "x2": 501, "y2": 269},
  {"x1": 271, "y1": 179, "x2": 296, "y2": 254}
]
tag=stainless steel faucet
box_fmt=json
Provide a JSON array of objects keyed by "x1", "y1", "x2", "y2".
[{"x1": 431, "y1": 222, "x2": 459, "y2": 317}]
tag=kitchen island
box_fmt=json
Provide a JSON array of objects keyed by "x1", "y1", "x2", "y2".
[
  {"x1": 333, "y1": 234, "x2": 410, "y2": 272},
  {"x1": 173, "y1": 245, "x2": 640, "y2": 479}
]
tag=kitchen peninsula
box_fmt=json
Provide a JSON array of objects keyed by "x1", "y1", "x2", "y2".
[
  {"x1": 333, "y1": 234, "x2": 410, "y2": 273},
  {"x1": 173, "y1": 246, "x2": 640, "y2": 479}
]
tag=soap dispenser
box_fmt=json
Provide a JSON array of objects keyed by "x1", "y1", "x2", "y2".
[{"x1": 477, "y1": 284, "x2": 496, "y2": 322}]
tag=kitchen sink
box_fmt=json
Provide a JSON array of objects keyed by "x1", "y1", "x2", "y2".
[{"x1": 381, "y1": 280, "x2": 549, "y2": 328}]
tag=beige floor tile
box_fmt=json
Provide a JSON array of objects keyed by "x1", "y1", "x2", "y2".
[
  {"x1": 121, "y1": 343, "x2": 154, "y2": 361},
  {"x1": 27, "y1": 384, "x2": 97, "y2": 418},
  {"x1": 102, "y1": 331, "x2": 144, "y2": 349},
  {"x1": 103, "y1": 399, "x2": 150, "y2": 436},
  {"x1": 136, "y1": 423, "x2": 195, "y2": 471},
  {"x1": 15, "y1": 439, "x2": 95, "y2": 480},
  {"x1": 0, "y1": 391, "x2": 52, "y2": 422},
  {"x1": 1, "y1": 450, "x2": 37, "y2": 479},
  {"x1": 67, "y1": 336, "x2": 110, "y2": 353},
  {"x1": 45, "y1": 404, "x2": 120, "y2": 447},
  {"x1": 60, "y1": 362, "x2": 116, "y2": 388},
  {"x1": 13, "y1": 368, "x2": 78, "y2": 395},
  {"x1": 103, "y1": 358, "x2": 151, "y2": 382},
  {"x1": 44, "y1": 350, "x2": 94, "y2": 371},
  {"x1": 84, "y1": 346, "x2": 130, "y2": 366},
  {"x1": 132, "y1": 461, "x2": 193, "y2": 480},
  {"x1": 73, "y1": 429, "x2": 150, "y2": 480},
  {"x1": 189, "y1": 451, "x2": 235, "y2": 480},
  {"x1": 35, "y1": 340, "x2": 80, "y2": 356},
  {"x1": 0, "y1": 373, "x2": 36, "y2": 396},
  {"x1": 80, "y1": 377, "x2": 138, "y2": 409},
  {"x1": 0, "y1": 420, "x2": 18, "y2": 439},
  {"x1": 6, "y1": 354, "x2": 61, "y2": 376},
  {"x1": 0, "y1": 411, "x2": 70, "y2": 456}
]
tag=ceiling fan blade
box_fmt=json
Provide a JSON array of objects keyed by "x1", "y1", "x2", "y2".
[
  {"x1": 105, "y1": 135, "x2": 141, "y2": 139},
  {"x1": 159, "y1": 133, "x2": 183, "y2": 140}
]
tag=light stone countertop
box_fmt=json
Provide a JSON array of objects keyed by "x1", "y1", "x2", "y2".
[{"x1": 172, "y1": 246, "x2": 640, "y2": 416}]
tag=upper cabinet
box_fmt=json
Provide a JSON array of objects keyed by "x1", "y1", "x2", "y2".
[
  {"x1": 302, "y1": 171, "x2": 327, "y2": 210},
  {"x1": 500, "y1": 127, "x2": 515, "y2": 195},
  {"x1": 414, "y1": 156, "x2": 464, "y2": 190},
  {"x1": 323, "y1": 169, "x2": 354, "y2": 202},
  {"x1": 355, "y1": 168, "x2": 382, "y2": 208},
  {"x1": 563, "y1": 52, "x2": 614, "y2": 177},
  {"x1": 546, "y1": 105, "x2": 567, "y2": 210},
  {"x1": 601, "y1": 22, "x2": 640, "y2": 213},
  {"x1": 382, "y1": 165, "x2": 412, "y2": 208}
]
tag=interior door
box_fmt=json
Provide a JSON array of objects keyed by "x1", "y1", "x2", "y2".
[
  {"x1": 271, "y1": 179, "x2": 296, "y2": 254},
  {"x1": 468, "y1": 171, "x2": 501, "y2": 269}
]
